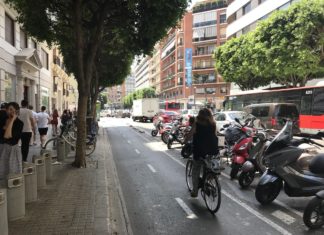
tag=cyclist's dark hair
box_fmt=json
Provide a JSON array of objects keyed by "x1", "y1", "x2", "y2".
[
  {"x1": 196, "y1": 108, "x2": 216, "y2": 128},
  {"x1": 21, "y1": 100, "x2": 28, "y2": 107},
  {"x1": 7, "y1": 102, "x2": 20, "y2": 111},
  {"x1": 41, "y1": 106, "x2": 46, "y2": 111}
]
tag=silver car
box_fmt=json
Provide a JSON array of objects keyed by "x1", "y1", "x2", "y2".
[{"x1": 214, "y1": 111, "x2": 248, "y2": 132}]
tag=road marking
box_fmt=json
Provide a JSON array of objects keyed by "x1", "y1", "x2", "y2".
[
  {"x1": 222, "y1": 190, "x2": 292, "y2": 235},
  {"x1": 135, "y1": 149, "x2": 140, "y2": 154},
  {"x1": 147, "y1": 164, "x2": 157, "y2": 173},
  {"x1": 163, "y1": 151, "x2": 186, "y2": 167},
  {"x1": 272, "y1": 210, "x2": 296, "y2": 225},
  {"x1": 175, "y1": 198, "x2": 198, "y2": 219}
]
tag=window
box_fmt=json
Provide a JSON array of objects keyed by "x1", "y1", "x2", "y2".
[
  {"x1": 220, "y1": 27, "x2": 226, "y2": 38},
  {"x1": 251, "y1": 106, "x2": 269, "y2": 117},
  {"x1": 206, "y1": 88, "x2": 216, "y2": 94},
  {"x1": 220, "y1": 87, "x2": 227, "y2": 93},
  {"x1": 4, "y1": 73, "x2": 13, "y2": 102},
  {"x1": 41, "y1": 48, "x2": 49, "y2": 69},
  {"x1": 312, "y1": 88, "x2": 324, "y2": 115},
  {"x1": 258, "y1": 0, "x2": 267, "y2": 4},
  {"x1": 220, "y1": 14, "x2": 226, "y2": 24},
  {"x1": 242, "y1": 2, "x2": 251, "y2": 15},
  {"x1": 20, "y1": 29, "x2": 28, "y2": 49},
  {"x1": 216, "y1": 113, "x2": 226, "y2": 121},
  {"x1": 242, "y1": 25, "x2": 251, "y2": 34},
  {"x1": 5, "y1": 13, "x2": 15, "y2": 46}
]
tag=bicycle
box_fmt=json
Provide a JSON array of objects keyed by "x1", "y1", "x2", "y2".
[
  {"x1": 43, "y1": 123, "x2": 96, "y2": 156},
  {"x1": 186, "y1": 154, "x2": 222, "y2": 214}
]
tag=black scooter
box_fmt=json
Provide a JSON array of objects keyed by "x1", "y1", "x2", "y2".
[{"x1": 255, "y1": 120, "x2": 324, "y2": 205}]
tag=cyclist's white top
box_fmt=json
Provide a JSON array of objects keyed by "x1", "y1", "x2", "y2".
[
  {"x1": 19, "y1": 108, "x2": 33, "y2": 132},
  {"x1": 37, "y1": 112, "x2": 50, "y2": 128}
]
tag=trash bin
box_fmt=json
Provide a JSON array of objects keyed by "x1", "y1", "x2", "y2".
[
  {"x1": 6, "y1": 174, "x2": 25, "y2": 221},
  {"x1": 23, "y1": 162, "x2": 37, "y2": 203},
  {"x1": 57, "y1": 139, "x2": 65, "y2": 162},
  {"x1": 0, "y1": 188, "x2": 8, "y2": 235},
  {"x1": 33, "y1": 156, "x2": 46, "y2": 188},
  {"x1": 43, "y1": 152, "x2": 53, "y2": 181}
]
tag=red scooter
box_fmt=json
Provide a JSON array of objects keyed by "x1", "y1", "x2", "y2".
[{"x1": 230, "y1": 117, "x2": 257, "y2": 179}]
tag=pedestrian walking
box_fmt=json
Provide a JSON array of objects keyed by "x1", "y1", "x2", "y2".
[
  {"x1": 28, "y1": 105, "x2": 37, "y2": 145},
  {"x1": 37, "y1": 106, "x2": 51, "y2": 147},
  {"x1": 0, "y1": 102, "x2": 23, "y2": 179},
  {"x1": 19, "y1": 100, "x2": 35, "y2": 162},
  {"x1": 51, "y1": 109, "x2": 59, "y2": 136}
]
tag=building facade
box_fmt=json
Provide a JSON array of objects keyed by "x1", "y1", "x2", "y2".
[
  {"x1": 158, "y1": 0, "x2": 230, "y2": 109},
  {"x1": 148, "y1": 44, "x2": 161, "y2": 94},
  {"x1": 121, "y1": 75, "x2": 135, "y2": 98},
  {"x1": 226, "y1": 0, "x2": 300, "y2": 38},
  {"x1": 52, "y1": 47, "x2": 78, "y2": 113},
  {"x1": 0, "y1": 0, "x2": 53, "y2": 111},
  {"x1": 134, "y1": 56, "x2": 150, "y2": 90}
]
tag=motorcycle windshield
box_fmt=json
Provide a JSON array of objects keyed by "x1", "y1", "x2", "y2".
[{"x1": 264, "y1": 120, "x2": 293, "y2": 155}]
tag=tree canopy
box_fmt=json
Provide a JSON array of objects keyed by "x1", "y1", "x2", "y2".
[
  {"x1": 6, "y1": 0, "x2": 188, "y2": 167},
  {"x1": 123, "y1": 87, "x2": 156, "y2": 109},
  {"x1": 215, "y1": 0, "x2": 324, "y2": 89}
]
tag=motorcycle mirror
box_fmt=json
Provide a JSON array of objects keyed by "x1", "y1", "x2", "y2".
[{"x1": 234, "y1": 118, "x2": 241, "y2": 124}]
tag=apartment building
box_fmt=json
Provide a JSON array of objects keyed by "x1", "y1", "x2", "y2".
[
  {"x1": 52, "y1": 47, "x2": 78, "y2": 112},
  {"x1": 226, "y1": 0, "x2": 300, "y2": 38},
  {"x1": 107, "y1": 85, "x2": 122, "y2": 109},
  {"x1": 121, "y1": 75, "x2": 135, "y2": 98},
  {"x1": 134, "y1": 56, "x2": 150, "y2": 90},
  {"x1": 159, "y1": 0, "x2": 230, "y2": 109},
  {"x1": 148, "y1": 44, "x2": 161, "y2": 94},
  {"x1": 0, "y1": 0, "x2": 54, "y2": 111},
  {"x1": 191, "y1": 0, "x2": 230, "y2": 109}
]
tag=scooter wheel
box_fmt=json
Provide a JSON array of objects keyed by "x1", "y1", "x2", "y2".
[
  {"x1": 303, "y1": 197, "x2": 324, "y2": 229},
  {"x1": 255, "y1": 180, "x2": 282, "y2": 205},
  {"x1": 167, "y1": 140, "x2": 172, "y2": 149},
  {"x1": 238, "y1": 171, "x2": 255, "y2": 188},
  {"x1": 151, "y1": 130, "x2": 158, "y2": 137},
  {"x1": 161, "y1": 132, "x2": 169, "y2": 144},
  {"x1": 230, "y1": 163, "x2": 240, "y2": 180}
]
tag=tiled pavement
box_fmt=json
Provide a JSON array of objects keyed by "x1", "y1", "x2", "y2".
[{"x1": 8, "y1": 128, "x2": 130, "y2": 235}]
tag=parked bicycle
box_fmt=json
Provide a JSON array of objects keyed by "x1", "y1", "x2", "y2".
[{"x1": 185, "y1": 154, "x2": 222, "y2": 214}]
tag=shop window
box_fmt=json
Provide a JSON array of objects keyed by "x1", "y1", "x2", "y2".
[{"x1": 5, "y1": 13, "x2": 15, "y2": 46}]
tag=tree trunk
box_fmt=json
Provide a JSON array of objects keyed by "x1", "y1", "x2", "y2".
[
  {"x1": 73, "y1": 94, "x2": 88, "y2": 168},
  {"x1": 91, "y1": 91, "x2": 99, "y2": 121}
]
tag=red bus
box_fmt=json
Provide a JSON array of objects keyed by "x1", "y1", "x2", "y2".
[
  {"x1": 224, "y1": 86, "x2": 324, "y2": 136},
  {"x1": 159, "y1": 101, "x2": 181, "y2": 111}
]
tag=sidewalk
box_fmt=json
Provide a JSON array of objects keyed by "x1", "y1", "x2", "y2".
[{"x1": 9, "y1": 128, "x2": 132, "y2": 235}]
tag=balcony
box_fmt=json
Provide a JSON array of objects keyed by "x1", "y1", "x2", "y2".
[
  {"x1": 193, "y1": 79, "x2": 216, "y2": 85},
  {"x1": 193, "y1": 0, "x2": 227, "y2": 13},
  {"x1": 193, "y1": 61, "x2": 215, "y2": 70},
  {"x1": 162, "y1": 58, "x2": 176, "y2": 70},
  {"x1": 193, "y1": 36, "x2": 217, "y2": 43},
  {"x1": 161, "y1": 73, "x2": 175, "y2": 82},
  {"x1": 161, "y1": 46, "x2": 176, "y2": 61},
  {"x1": 162, "y1": 33, "x2": 176, "y2": 50},
  {"x1": 177, "y1": 54, "x2": 184, "y2": 59},
  {"x1": 177, "y1": 67, "x2": 184, "y2": 72},
  {"x1": 193, "y1": 51, "x2": 214, "y2": 57}
]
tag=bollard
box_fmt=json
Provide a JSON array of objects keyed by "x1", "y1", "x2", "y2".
[
  {"x1": 33, "y1": 156, "x2": 46, "y2": 188},
  {"x1": 23, "y1": 162, "x2": 37, "y2": 203},
  {"x1": 6, "y1": 174, "x2": 25, "y2": 221},
  {"x1": 64, "y1": 137, "x2": 71, "y2": 157},
  {"x1": 57, "y1": 139, "x2": 66, "y2": 162},
  {"x1": 43, "y1": 152, "x2": 53, "y2": 181},
  {"x1": 0, "y1": 188, "x2": 8, "y2": 235}
]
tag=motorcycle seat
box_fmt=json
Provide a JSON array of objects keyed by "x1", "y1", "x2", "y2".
[{"x1": 309, "y1": 154, "x2": 324, "y2": 175}]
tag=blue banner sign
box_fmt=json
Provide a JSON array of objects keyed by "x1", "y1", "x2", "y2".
[{"x1": 185, "y1": 48, "x2": 192, "y2": 87}]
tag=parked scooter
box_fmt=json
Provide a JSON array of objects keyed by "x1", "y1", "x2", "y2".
[
  {"x1": 255, "y1": 120, "x2": 324, "y2": 205},
  {"x1": 167, "y1": 119, "x2": 189, "y2": 149},
  {"x1": 230, "y1": 117, "x2": 257, "y2": 179},
  {"x1": 303, "y1": 187, "x2": 324, "y2": 229},
  {"x1": 151, "y1": 117, "x2": 172, "y2": 138},
  {"x1": 238, "y1": 129, "x2": 270, "y2": 188}
]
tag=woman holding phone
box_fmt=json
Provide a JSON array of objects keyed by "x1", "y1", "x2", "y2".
[{"x1": 0, "y1": 102, "x2": 24, "y2": 179}]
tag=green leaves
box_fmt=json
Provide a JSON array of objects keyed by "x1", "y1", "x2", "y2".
[
  {"x1": 122, "y1": 87, "x2": 156, "y2": 108},
  {"x1": 215, "y1": 0, "x2": 324, "y2": 89}
]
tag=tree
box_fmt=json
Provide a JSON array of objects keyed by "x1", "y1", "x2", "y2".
[
  {"x1": 215, "y1": 0, "x2": 324, "y2": 89},
  {"x1": 7, "y1": 0, "x2": 188, "y2": 167},
  {"x1": 255, "y1": 0, "x2": 324, "y2": 87},
  {"x1": 122, "y1": 87, "x2": 156, "y2": 108}
]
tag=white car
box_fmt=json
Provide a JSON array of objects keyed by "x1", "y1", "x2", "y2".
[
  {"x1": 214, "y1": 111, "x2": 248, "y2": 132},
  {"x1": 181, "y1": 109, "x2": 199, "y2": 123}
]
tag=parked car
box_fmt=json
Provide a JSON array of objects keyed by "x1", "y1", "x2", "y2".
[
  {"x1": 243, "y1": 103, "x2": 300, "y2": 133},
  {"x1": 214, "y1": 111, "x2": 249, "y2": 132},
  {"x1": 153, "y1": 110, "x2": 180, "y2": 124},
  {"x1": 122, "y1": 111, "x2": 131, "y2": 118}
]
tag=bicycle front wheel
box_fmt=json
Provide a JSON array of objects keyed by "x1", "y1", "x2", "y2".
[
  {"x1": 43, "y1": 137, "x2": 57, "y2": 150},
  {"x1": 85, "y1": 137, "x2": 96, "y2": 156},
  {"x1": 203, "y1": 173, "x2": 221, "y2": 214},
  {"x1": 185, "y1": 160, "x2": 193, "y2": 192}
]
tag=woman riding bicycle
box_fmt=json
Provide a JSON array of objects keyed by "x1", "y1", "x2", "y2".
[{"x1": 190, "y1": 108, "x2": 219, "y2": 197}]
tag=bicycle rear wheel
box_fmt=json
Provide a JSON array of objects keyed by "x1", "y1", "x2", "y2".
[
  {"x1": 43, "y1": 137, "x2": 57, "y2": 150},
  {"x1": 185, "y1": 160, "x2": 193, "y2": 192},
  {"x1": 203, "y1": 173, "x2": 221, "y2": 214},
  {"x1": 85, "y1": 137, "x2": 96, "y2": 156}
]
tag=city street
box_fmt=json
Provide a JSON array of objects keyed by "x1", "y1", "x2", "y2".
[{"x1": 100, "y1": 117, "x2": 324, "y2": 235}]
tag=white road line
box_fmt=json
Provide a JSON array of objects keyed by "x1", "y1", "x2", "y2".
[
  {"x1": 135, "y1": 149, "x2": 140, "y2": 154},
  {"x1": 272, "y1": 210, "x2": 296, "y2": 225},
  {"x1": 175, "y1": 198, "x2": 198, "y2": 219},
  {"x1": 147, "y1": 164, "x2": 157, "y2": 173},
  {"x1": 222, "y1": 190, "x2": 292, "y2": 235},
  {"x1": 163, "y1": 151, "x2": 186, "y2": 167}
]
